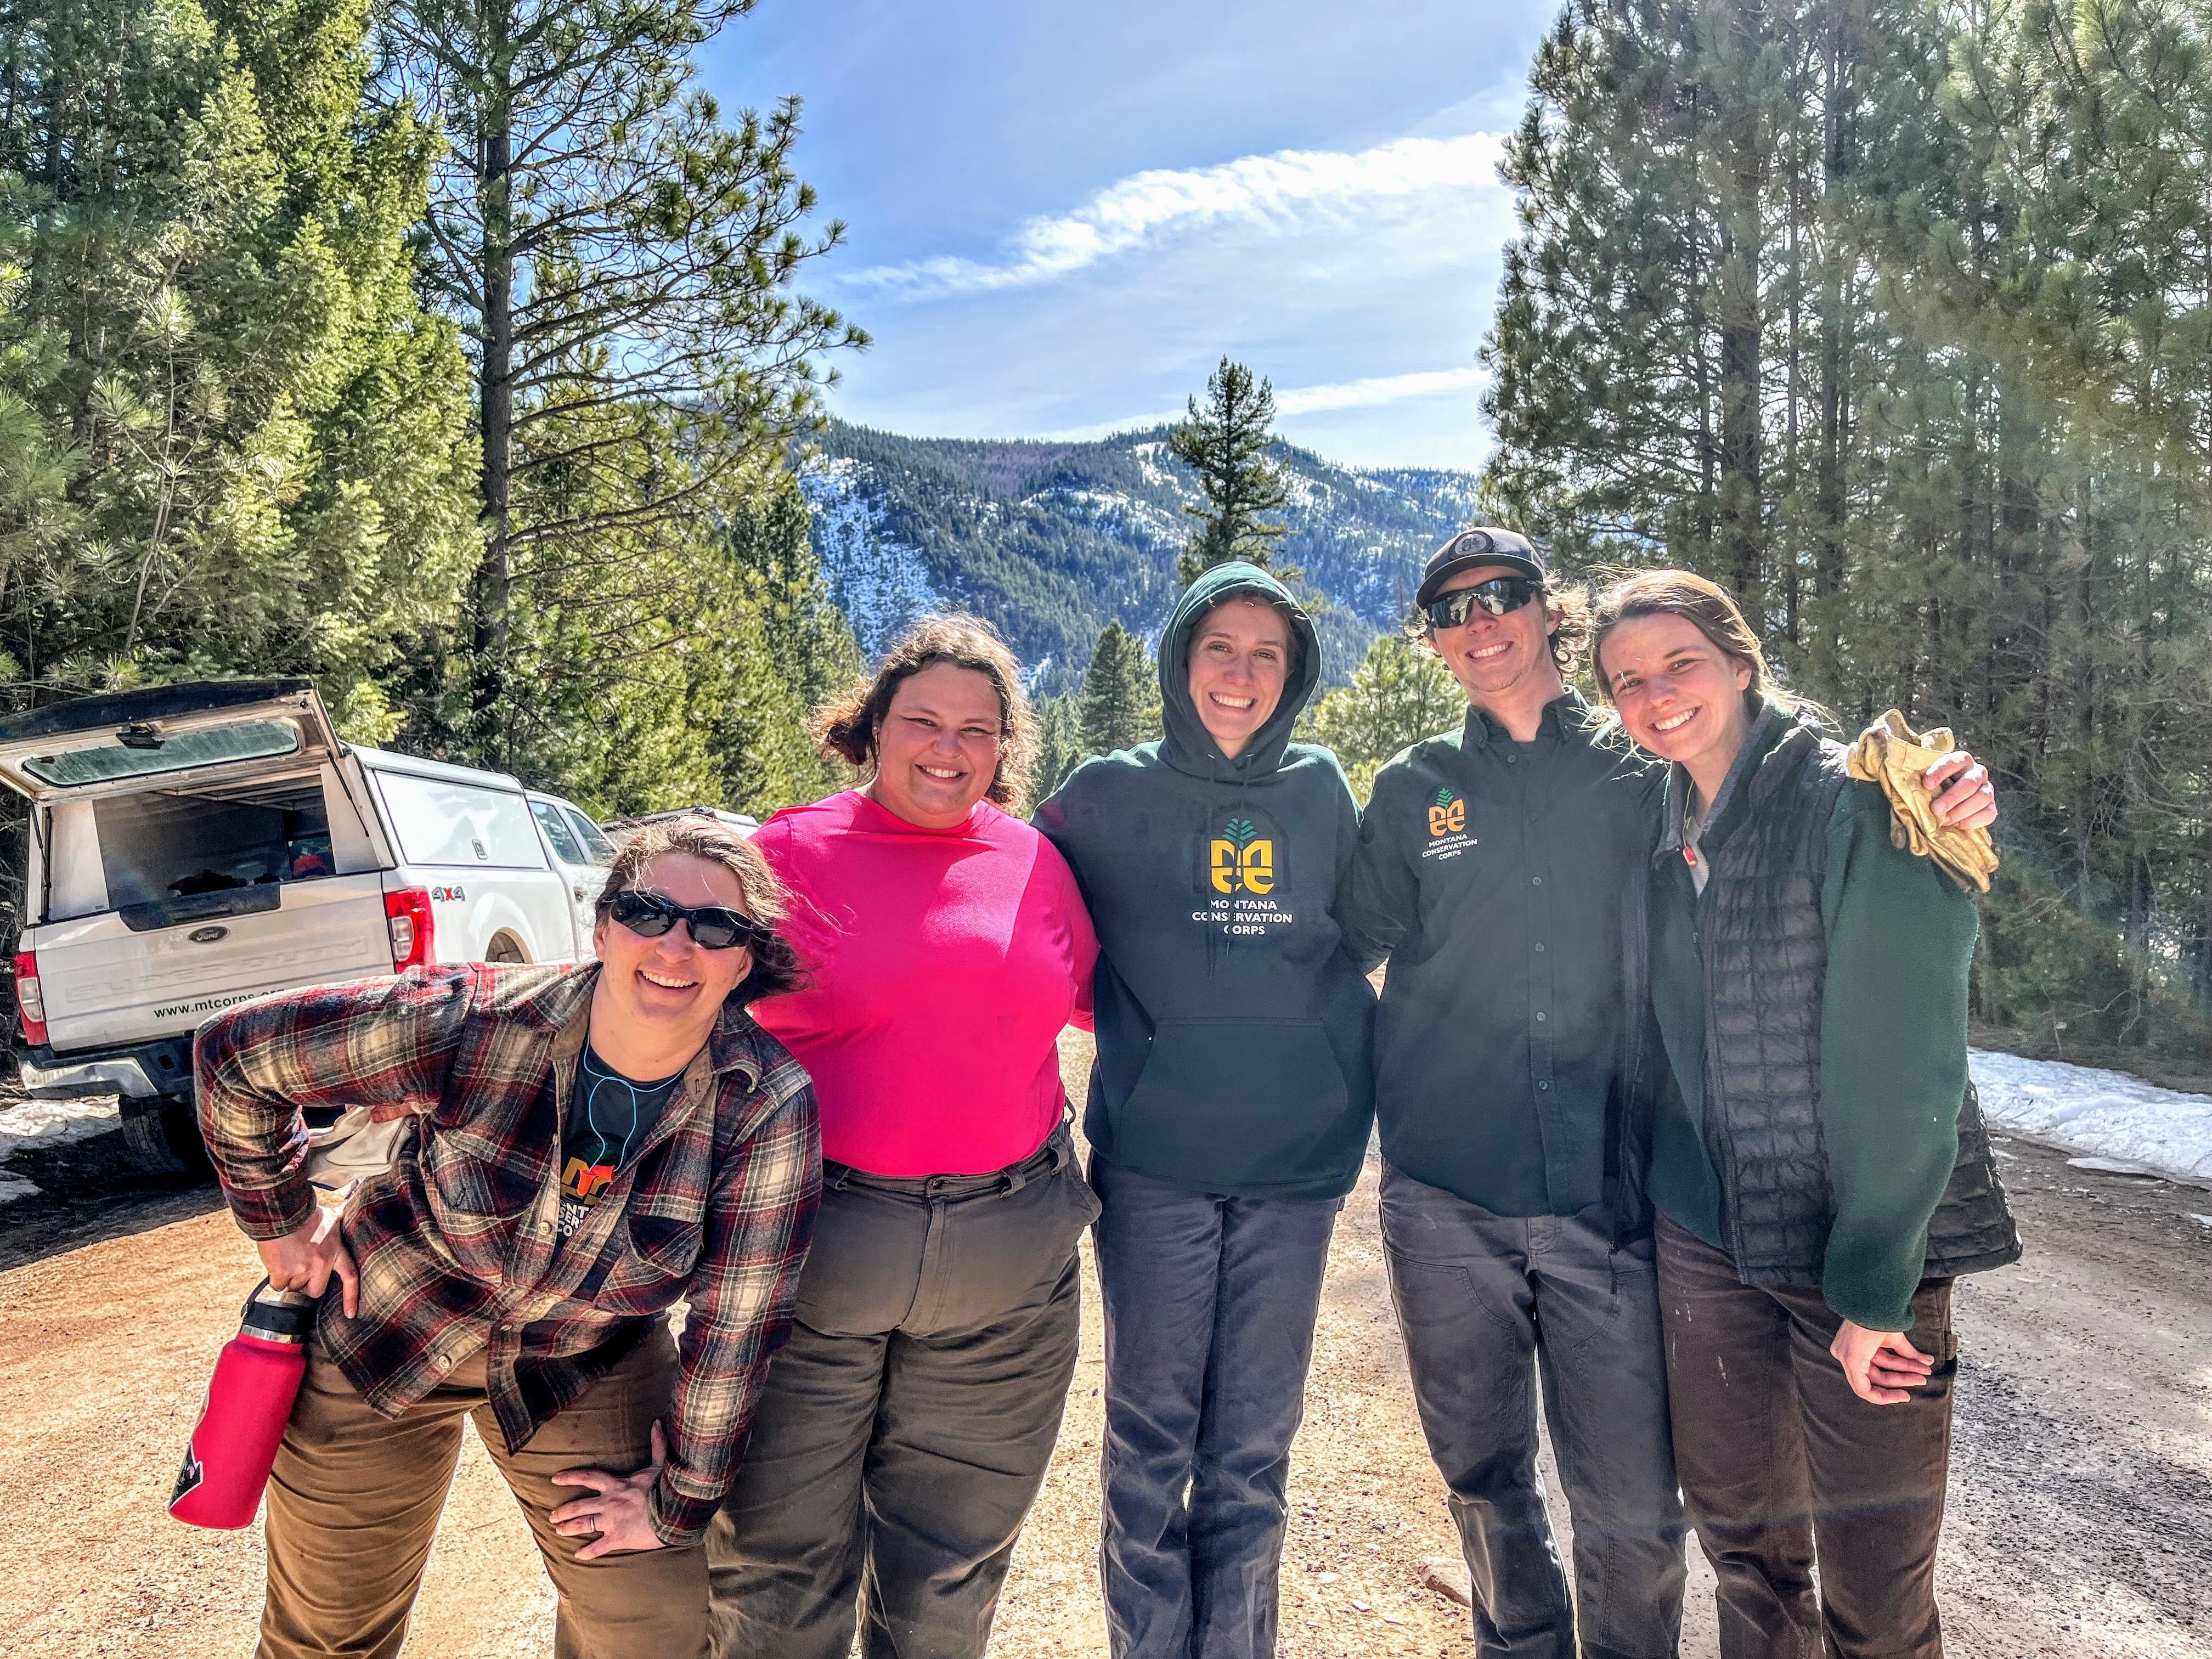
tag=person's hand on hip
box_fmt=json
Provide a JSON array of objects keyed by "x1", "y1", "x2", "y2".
[{"x1": 256, "y1": 1204, "x2": 358, "y2": 1317}]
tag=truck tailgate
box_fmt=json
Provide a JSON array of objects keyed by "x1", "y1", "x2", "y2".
[{"x1": 32, "y1": 873, "x2": 395, "y2": 1052}]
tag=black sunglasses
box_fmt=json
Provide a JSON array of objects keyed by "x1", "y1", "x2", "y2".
[
  {"x1": 1423, "y1": 577, "x2": 1542, "y2": 631},
  {"x1": 606, "y1": 889, "x2": 774, "y2": 952}
]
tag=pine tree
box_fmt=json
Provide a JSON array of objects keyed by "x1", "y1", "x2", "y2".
[
  {"x1": 1028, "y1": 692, "x2": 1087, "y2": 804},
  {"x1": 1169, "y1": 358, "x2": 1294, "y2": 583},
  {"x1": 1482, "y1": 0, "x2": 2212, "y2": 1059},
  {"x1": 370, "y1": 0, "x2": 866, "y2": 763},
  {"x1": 0, "y1": 0, "x2": 478, "y2": 732},
  {"x1": 1304, "y1": 634, "x2": 1463, "y2": 801},
  {"x1": 1077, "y1": 621, "x2": 1160, "y2": 758}
]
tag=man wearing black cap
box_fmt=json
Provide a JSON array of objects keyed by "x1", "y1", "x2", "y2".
[{"x1": 1340, "y1": 531, "x2": 1991, "y2": 1659}]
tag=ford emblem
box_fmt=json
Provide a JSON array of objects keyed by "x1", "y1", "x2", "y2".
[{"x1": 188, "y1": 925, "x2": 229, "y2": 944}]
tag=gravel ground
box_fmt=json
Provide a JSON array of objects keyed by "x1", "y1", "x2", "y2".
[{"x1": 5, "y1": 1031, "x2": 2208, "y2": 1656}]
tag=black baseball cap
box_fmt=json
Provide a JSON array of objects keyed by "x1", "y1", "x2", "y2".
[{"x1": 1415, "y1": 527, "x2": 1546, "y2": 608}]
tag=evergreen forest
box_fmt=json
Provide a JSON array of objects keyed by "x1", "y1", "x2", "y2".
[
  {"x1": 0, "y1": 0, "x2": 2207, "y2": 1071},
  {"x1": 1480, "y1": 0, "x2": 2212, "y2": 1064}
]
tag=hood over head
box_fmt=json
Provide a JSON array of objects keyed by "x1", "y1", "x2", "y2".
[{"x1": 1157, "y1": 562, "x2": 1321, "y2": 779}]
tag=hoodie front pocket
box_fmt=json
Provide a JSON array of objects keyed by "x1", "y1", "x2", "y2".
[{"x1": 1116, "y1": 1017, "x2": 1353, "y2": 1180}]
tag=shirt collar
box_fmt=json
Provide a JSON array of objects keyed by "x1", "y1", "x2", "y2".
[{"x1": 1463, "y1": 687, "x2": 1588, "y2": 749}]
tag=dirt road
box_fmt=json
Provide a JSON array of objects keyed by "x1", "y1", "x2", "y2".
[{"x1": 7, "y1": 1032, "x2": 2209, "y2": 1656}]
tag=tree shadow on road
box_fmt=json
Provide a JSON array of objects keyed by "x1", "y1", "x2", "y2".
[{"x1": 0, "y1": 1129, "x2": 222, "y2": 1274}]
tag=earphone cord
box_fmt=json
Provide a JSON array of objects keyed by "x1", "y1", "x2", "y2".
[{"x1": 578, "y1": 1052, "x2": 642, "y2": 1172}]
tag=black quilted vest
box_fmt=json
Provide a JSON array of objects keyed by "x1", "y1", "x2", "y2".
[{"x1": 1628, "y1": 718, "x2": 2020, "y2": 1286}]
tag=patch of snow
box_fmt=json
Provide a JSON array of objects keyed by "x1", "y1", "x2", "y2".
[
  {"x1": 1130, "y1": 442, "x2": 1187, "y2": 495},
  {"x1": 0, "y1": 1093, "x2": 121, "y2": 1160},
  {"x1": 1971, "y1": 1049, "x2": 2212, "y2": 1188},
  {"x1": 798, "y1": 460, "x2": 942, "y2": 659},
  {"x1": 0, "y1": 1093, "x2": 121, "y2": 1204},
  {"x1": 1031, "y1": 486, "x2": 1184, "y2": 548}
]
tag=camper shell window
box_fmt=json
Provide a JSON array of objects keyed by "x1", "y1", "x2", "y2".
[
  {"x1": 374, "y1": 771, "x2": 546, "y2": 870},
  {"x1": 88, "y1": 776, "x2": 339, "y2": 931},
  {"x1": 24, "y1": 720, "x2": 301, "y2": 786}
]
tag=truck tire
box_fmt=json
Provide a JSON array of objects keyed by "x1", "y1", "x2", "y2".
[{"x1": 120, "y1": 1097, "x2": 213, "y2": 1178}]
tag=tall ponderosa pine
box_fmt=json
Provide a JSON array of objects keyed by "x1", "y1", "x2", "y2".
[
  {"x1": 1170, "y1": 358, "x2": 1293, "y2": 584},
  {"x1": 370, "y1": 0, "x2": 865, "y2": 765},
  {"x1": 1077, "y1": 620, "x2": 1159, "y2": 759}
]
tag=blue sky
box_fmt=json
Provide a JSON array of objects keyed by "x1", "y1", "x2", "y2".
[{"x1": 701, "y1": 1, "x2": 1559, "y2": 471}]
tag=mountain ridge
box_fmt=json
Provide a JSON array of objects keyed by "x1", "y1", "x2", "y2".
[{"x1": 799, "y1": 419, "x2": 1481, "y2": 693}]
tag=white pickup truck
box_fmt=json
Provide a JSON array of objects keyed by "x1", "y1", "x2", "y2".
[{"x1": 0, "y1": 679, "x2": 614, "y2": 1167}]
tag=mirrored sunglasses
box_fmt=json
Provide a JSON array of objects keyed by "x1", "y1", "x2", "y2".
[{"x1": 1423, "y1": 576, "x2": 1542, "y2": 631}]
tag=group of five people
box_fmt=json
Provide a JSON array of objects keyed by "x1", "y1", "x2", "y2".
[{"x1": 200, "y1": 527, "x2": 2013, "y2": 1659}]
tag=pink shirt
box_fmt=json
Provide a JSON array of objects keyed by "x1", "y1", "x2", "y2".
[{"x1": 749, "y1": 790, "x2": 1098, "y2": 1176}]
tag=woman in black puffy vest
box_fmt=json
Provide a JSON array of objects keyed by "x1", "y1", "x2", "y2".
[{"x1": 1592, "y1": 569, "x2": 2018, "y2": 1659}]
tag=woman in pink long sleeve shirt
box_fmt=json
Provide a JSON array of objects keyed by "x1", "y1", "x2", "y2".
[{"x1": 707, "y1": 615, "x2": 1099, "y2": 1659}]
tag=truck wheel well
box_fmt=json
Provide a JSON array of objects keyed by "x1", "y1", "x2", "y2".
[{"x1": 484, "y1": 932, "x2": 529, "y2": 964}]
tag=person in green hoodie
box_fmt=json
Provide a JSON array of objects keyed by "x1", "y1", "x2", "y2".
[{"x1": 1034, "y1": 562, "x2": 1375, "y2": 1659}]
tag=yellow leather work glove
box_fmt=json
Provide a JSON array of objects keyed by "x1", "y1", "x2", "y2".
[{"x1": 1845, "y1": 710, "x2": 2000, "y2": 894}]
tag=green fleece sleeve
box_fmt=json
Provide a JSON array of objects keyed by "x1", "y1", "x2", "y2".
[
  {"x1": 1339, "y1": 766, "x2": 1415, "y2": 972},
  {"x1": 1817, "y1": 783, "x2": 1980, "y2": 1332}
]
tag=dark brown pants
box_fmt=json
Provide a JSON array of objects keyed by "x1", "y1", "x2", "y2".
[
  {"x1": 259, "y1": 1322, "x2": 704, "y2": 1659},
  {"x1": 1656, "y1": 1214, "x2": 1957, "y2": 1659}
]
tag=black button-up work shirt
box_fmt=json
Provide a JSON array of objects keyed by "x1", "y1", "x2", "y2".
[{"x1": 1342, "y1": 691, "x2": 1661, "y2": 1216}]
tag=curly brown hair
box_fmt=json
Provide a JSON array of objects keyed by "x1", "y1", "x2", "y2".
[
  {"x1": 811, "y1": 613, "x2": 1041, "y2": 813},
  {"x1": 595, "y1": 815, "x2": 805, "y2": 1005}
]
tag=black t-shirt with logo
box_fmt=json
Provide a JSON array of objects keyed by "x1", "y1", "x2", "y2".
[{"x1": 557, "y1": 1045, "x2": 686, "y2": 1239}]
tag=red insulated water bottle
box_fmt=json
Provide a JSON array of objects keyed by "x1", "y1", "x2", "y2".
[{"x1": 168, "y1": 1281, "x2": 318, "y2": 1529}]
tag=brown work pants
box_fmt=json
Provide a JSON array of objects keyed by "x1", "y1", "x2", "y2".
[
  {"x1": 258, "y1": 1321, "x2": 706, "y2": 1659},
  {"x1": 1657, "y1": 1213, "x2": 1958, "y2": 1659}
]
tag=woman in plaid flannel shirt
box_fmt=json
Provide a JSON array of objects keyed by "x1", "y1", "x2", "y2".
[{"x1": 196, "y1": 817, "x2": 820, "y2": 1659}]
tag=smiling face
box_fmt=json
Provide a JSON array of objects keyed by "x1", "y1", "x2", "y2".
[
  {"x1": 867, "y1": 661, "x2": 1006, "y2": 828},
  {"x1": 590, "y1": 851, "x2": 754, "y2": 1059},
  {"x1": 1427, "y1": 562, "x2": 1565, "y2": 708},
  {"x1": 1188, "y1": 596, "x2": 1293, "y2": 760},
  {"x1": 1598, "y1": 611, "x2": 1756, "y2": 787}
]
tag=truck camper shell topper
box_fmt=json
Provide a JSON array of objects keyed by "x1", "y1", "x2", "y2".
[{"x1": 0, "y1": 680, "x2": 339, "y2": 802}]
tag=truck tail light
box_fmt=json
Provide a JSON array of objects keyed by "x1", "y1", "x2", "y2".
[
  {"x1": 13, "y1": 951, "x2": 46, "y2": 1046},
  {"x1": 384, "y1": 888, "x2": 435, "y2": 972}
]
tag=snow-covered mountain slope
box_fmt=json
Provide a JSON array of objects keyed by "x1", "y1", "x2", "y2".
[{"x1": 799, "y1": 421, "x2": 1480, "y2": 693}]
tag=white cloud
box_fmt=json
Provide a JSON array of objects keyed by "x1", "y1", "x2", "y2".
[
  {"x1": 1275, "y1": 365, "x2": 1487, "y2": 416},
  {"x1": 1032, "y1": 364, "x2": 1487, "y2": 443},
  {"x1": 849, "y1": 132, "x2": 1510, "y2": 297}
]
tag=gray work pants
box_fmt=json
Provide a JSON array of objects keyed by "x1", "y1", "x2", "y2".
[
  {"x1": 707, "y1": 1125, "x2": 1097, "y2": 1659},
  {"x1": 1379, "y1": 1162, "x2": 1686, "y2": 1659}
]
